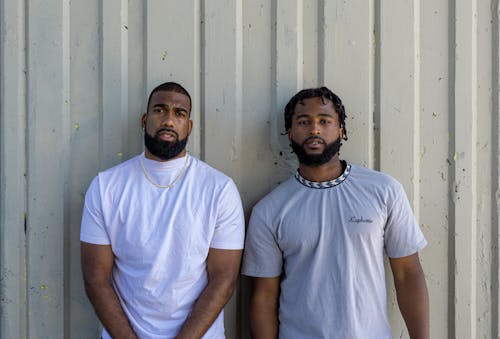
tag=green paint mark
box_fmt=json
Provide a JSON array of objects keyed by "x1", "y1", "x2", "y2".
[
  {"x1": 161, "y1": 50, "x2": 168, "y2": 61},
  {"x1": 40, "y1": 285, "x2": 47, "y2": 290}
]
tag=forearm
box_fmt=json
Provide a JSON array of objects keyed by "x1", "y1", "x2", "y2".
[
  {"x1": 85, "y1": 283, "x2": 137, "y2": 339},
  {"x1": 175, "y1": 279, "x2": 236, "y2": 339},
  {"x1": 394, "y1": 272, "x2": 429, "y2": 339},
  {"x1": 249, "y1": 297, "x2": 278, "y2": 339}
]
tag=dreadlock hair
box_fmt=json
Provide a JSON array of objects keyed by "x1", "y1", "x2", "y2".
[
  {"x1": 284, "y1": 86, "x2": 348, "y2": 140},
  {"x1": 146, "y1": 82, "x2": 192, "y2": 114}
]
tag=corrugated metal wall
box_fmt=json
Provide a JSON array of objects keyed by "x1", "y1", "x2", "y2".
[{"x1": 0, "y1": 0, "x2": 499, "y2": 338}]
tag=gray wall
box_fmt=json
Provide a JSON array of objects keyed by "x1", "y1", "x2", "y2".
[{"x1": 1, "y1": 0, "x2": 499, "y2": 338}]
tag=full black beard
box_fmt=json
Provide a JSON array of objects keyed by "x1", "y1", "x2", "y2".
[
  {"x1": 290, "y1": 137, "x2": 341, "y2": 166},
  {"x1": 144, "y1": 129, "x2": 188, "y2": 161}
]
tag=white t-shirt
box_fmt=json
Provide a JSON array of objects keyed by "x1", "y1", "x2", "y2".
[
  {"x1": 242, "y1": 163, "x2": 427, "y2": 339},
  {"x1": 81, "y1": 153, "x2": 245, "y2": 339}
]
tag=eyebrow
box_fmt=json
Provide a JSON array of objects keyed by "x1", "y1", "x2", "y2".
[
  {"x1": 294, "y1": 112, "x2": 334, "y2": 119},
  {"x1": 152, "y1": 103, "x2": 189, "y2": 111}
]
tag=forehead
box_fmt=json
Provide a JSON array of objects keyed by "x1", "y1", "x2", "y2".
[
  {"x1": 293, "y1": 96, "x2": 337, "y2": 117},
  {"x1": 149, "y1": 90, "x2": 191, "y2": 110}
]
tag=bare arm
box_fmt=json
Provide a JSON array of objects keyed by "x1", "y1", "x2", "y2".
[
  {"x1": 249, "y1": 276, "x2": 280, "y2": 339},
  {"x1": 80, "y1": 241, "x2": 137, "y2": 339},
  {"x1": 389, "y1": 252, "x2": 429, "y2": 339},
  {"x1": 175, "y1": 248, "x2": 242, "y2": 339}
]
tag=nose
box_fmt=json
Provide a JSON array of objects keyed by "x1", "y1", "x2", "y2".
[
  {"x1": 310, "y1": 122, "x2": 321, "y2": 135},
  {"x1": 162, "y1": 110, "x2": 175, "y2": 127}
]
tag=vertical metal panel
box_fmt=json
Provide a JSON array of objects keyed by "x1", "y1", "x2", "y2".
[
  {"x1": 146, "y1": 0, "x2": 201, "y2": 158},
  {"x1": 419, "y1": 1, "x2": 451, "y2": 338},
  {"x1": 379, "y1": 4, "x2": 420, "y2": 336},
  {"x1": 1, "y1": 0, "x2": 500, "y2": 338},
  {"x1": 126, "y1": 0, "x2": 146, "y2": 159},
  {"x1": 202, "y1": 1, "x2": 243, "y2": 337},
  {"x1": 68, "y1": 0, "x2": 101, "y2": 336},
  {"x1": 379, "y1": 0, "x2": 420, "y2": 208},
  {"x1": 453, "y1": 1, "x2": 478, "y2": 338},
  {"x1": 26, "y1": 0, "x2": 70, "y2": 337},
  {"x1": 321, "y1": 0, "x2": 375, "y2": 167},
  {"x1": 240, "y1": 4, "x2": 274, "y2": 337},
  {"x1": 101, "y1": 0, "x2": 129, "y2": 169},
  {"x1": 240, "y1": 0, "x2": 274, "y2": 203},
  {"x1": 271, "y1": 0, "x2": 303, "y2": 182},
  {"x1": 495, "y1": 2, "x2": 500, "y2": 337},
  {"x1": 302, "y1": 1, "x2": 319, "y2": 88},
  {"x1": 475, "y1": 1, "x2": 495, "y2": 337},
  {"x1": 0, "y1": 0, "x2": 27, "y2": 338}
]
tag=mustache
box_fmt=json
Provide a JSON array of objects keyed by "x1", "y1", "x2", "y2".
[
  {"x1": 303, "y1": 136, "x2": 326, "y2": 145},
  {"x1": 155, "y1": 127, "x2": 178, "y2": 139}
]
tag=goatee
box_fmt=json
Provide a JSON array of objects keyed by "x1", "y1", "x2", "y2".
[
  {"x1": 290, "y1": 137, "x2": 341, "y2": 166},
  {"x1": 144, "y1": 129, "x2": 188, "y2": 161}
]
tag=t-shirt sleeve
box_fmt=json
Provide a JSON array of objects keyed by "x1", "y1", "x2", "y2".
[
  {"x1": 241, "y1": 204, "x2": 282, "y2": 278},
  {"x1": 384, "y1": 180, "x2": 427, "y2": 258},
  {"x1": 80, "y1": 176, "x2": 111, "y2": 245},
  {"x1": 209, "y1": 179, "x2": 245, "y2": 250}
]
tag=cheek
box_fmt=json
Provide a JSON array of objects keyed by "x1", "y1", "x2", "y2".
[
  {"x1": 145, "y1": 118, "x2": 161, "y2": 134},
  {"x1": 145, "y1": 120, "x2": 155, "y2": 130},
  {"x1": 180, "y1": 120, "x2": 192, "y2": 135}
]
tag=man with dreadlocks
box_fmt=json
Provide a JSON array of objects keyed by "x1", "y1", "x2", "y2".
[{"x1": 242, "y1": 87, "x2": 429, "y2": 339}]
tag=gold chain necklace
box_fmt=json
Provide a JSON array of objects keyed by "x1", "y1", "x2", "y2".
[{"x1": 140, "y1": 154, "x2": 190, "y2": 189}]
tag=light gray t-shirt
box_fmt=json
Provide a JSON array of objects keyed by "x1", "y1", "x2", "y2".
[{"x1": 241, "y1": 163, "x2": 427, "y2": 339}]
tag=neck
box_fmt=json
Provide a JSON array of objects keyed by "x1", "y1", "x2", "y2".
[
  {"x1": 144, "y1": 149, "x2": 187, "y2": 162},
  {"x1": 298, "y1": 156, "x2": 344, "y2": 182}
]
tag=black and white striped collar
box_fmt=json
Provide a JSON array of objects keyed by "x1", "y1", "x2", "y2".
[{"x1": 294, "y1": 163, "x2": 351, "y2": 189}]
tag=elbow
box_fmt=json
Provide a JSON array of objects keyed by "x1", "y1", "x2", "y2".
[
  {"x1": 222, "y1": 276, "x2": 239, "y2": 300},
  {"x1": 211, "y1": 274, "x2": 239, "y2": 303},
  {"x1": 83, "y1": 275, "x2": 112, "y2": 298}
]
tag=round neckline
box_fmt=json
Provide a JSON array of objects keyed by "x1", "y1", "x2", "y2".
[
  {"x1": 294, "y1": 163, "x2": 351, "y2": 189},
  {"x1": 141, "y1": 152, "x2": 189, "y2": 171}
]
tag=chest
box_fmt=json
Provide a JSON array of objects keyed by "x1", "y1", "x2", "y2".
[
  {"x1": 274, "y1": 189, "x2": 388, "y2": 255},
  {"x1": 103, "y1": 182, "x2": 216, "y2": 262}
]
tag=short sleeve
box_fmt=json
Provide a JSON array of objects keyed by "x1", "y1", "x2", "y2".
[
  {"x1": 241, "y1": 204, "x2": 283, "y2": 278},
  {"x1": 384, "y1": 181, "x2": 427, "y2": 258},
  {"x1": 80, "y1": 176, "x2": 111, "y2": 245},
  {"x1": 209, "y1": 180, "x2": 245, "y2": 250}
]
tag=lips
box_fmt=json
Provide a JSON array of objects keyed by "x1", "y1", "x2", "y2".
[
  {"x1": 156, "y1": 128, "x2": 178, "y2": 142},
  {"x1": 303, "y1": 137, "x2": 325, "y2": 147}
]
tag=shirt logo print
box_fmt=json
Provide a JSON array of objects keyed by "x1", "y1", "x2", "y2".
[{"x1": 349, "y1": 216, "x2": 373, "y2": 223}]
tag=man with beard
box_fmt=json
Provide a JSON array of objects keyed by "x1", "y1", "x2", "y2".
[
  {"x1": 241, "y1": 87, "x2": 429, "y2": 339},
  {"x1": 80, "y1": 82, "x2": 245, "y2": 338}
]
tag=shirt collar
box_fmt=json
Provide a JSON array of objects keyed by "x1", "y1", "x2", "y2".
[{"x1": 294, "y1": 163, "x2": 351, "y2": 189}]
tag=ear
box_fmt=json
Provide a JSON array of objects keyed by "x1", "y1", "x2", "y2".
[
  {"x1": 141, "y1": 113, "x2": 147, "y2": 129},
  {"x1": 340, "y1": 127, "x2": 345, "y2": 140},
  {"x1": 187, "y1": 119, "x2": 193, "y2": 136}
]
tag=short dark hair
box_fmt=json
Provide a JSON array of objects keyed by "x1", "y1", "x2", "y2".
[
  {"x1": 284, "y1": 86, "x2": 348, "y2": 140},
  {"x1": 146, "y1": 82, "x2": 192, "y2": 113}
]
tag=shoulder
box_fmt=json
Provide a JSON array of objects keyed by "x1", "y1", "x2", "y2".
[
  {"x1": 90, "y1": 154, "x2": 141, "y2": 194},
  {"x1": 251, "y1": 176, "x2": 297, "y2": 214},
  {"x1": 189, "y1": 156, "x2": 233, "y2": 182},
  {"x1": 348, "y1": 164, "x2": 402, "y2": 189},
  {"x1": 346, "y1": 164, "x2": 408, "y2": 205},
  {"x1": 188, "y1": 156, "x2": 238, "y2": 190},
  {"x1": 97, "y1": 155, "x2": 140, "y2": 180}
]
